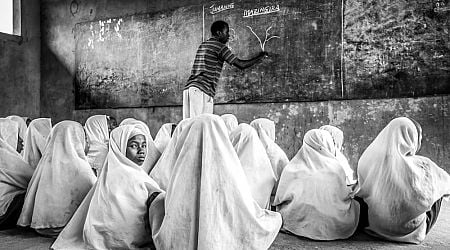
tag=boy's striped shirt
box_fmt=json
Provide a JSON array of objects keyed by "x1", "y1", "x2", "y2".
[{"x1": 185, "y1": 37, "x2": 237, "y2": 97}]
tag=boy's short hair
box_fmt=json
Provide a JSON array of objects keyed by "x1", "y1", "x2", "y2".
[{"x1": 211, "y1": 21, "x2": 229, "y2": 36}]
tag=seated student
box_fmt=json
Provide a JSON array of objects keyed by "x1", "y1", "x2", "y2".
[
  {"x1": 152, "y1": 114, "x2": 282, "y2": 249},
  {"x1": 220, "y1": 114, "x2": 238, "y2": 134},
  {"x1": 84, "y1": 115, "x2": 110, "y2": 175},
  {"x1": 119, "y1": 118, "x2": 160, "y2": 174},
  {"x1": 154, "y1": 123, "x2": 177, "y2": 154},
  {"x1": 250, "y1": 118, "x2": 289, "y2": 181},
  {"x1": 22, "y1": 118, "x2": 52, "y2": 169},
  {"x1": 52, "y1": 124, "x2": 164, "y2": 249},
  {"x1": 229, "y1": 123, "x2": 276, "y2": 209},
  {"x1": 356, "y1": 117, "x2": 450, "y2": 244},
  {"x1": 0, "y1": 119, "x2": 34, "y2": 229},
  {"x1": 17, "y1": 121, "x2": 97, "y2": 238},
  {"x1": 274, "y1": 129, "x2": 360, "y2": 240},
  {"x1": 319, "y1": 125, "x2": 357, "y2": 186}
]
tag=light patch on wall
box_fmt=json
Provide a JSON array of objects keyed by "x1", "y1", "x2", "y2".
[
  {"x1": 288, "y1": 104, "x2": 300, "y2": 116},
  {"x1": 328, "y1": 102, "x2": 353, "y2": 126},
  {"x1": 406, "y1": 99, "x2": 422, "y2": 113}
]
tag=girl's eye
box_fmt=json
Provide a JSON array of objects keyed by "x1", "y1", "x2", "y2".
[
  {"x1": 129, "y1": 144, "x2": 138, "y2": 149},
  {"x1": 142, "y1": 144, "x2": 147, "y2": 148}
]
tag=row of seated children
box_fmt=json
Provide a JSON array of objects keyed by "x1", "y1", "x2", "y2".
[{"x1": 0, "y1": 113, "x2": 449, "y2": 249}]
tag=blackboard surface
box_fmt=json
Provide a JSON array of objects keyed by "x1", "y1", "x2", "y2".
[
  {"x1": 75, "y1": 6, "x2": 203, "y2": 109},
  {"x1": 74, "y1": 0, "x2": 342, "y2": 109}
]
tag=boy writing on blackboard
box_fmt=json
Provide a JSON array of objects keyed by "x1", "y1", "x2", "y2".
[{"x1": 183, "y1": 20, "x2": 268, "y2": 119}]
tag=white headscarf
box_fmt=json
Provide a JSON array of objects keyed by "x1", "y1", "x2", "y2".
[
  {"x1": 357, "y1": 117, "x2": 450, "y2": 244},
  {"x1": 23, "y1": 118, "x2": 52, "y2": 169},
  {"x1": 319, "y1": 125, "x2": 357, "y2": 186},
  {"x1": 250, "y1": 118, "x2": 289, "y2": 180},
  {"x1": 52, "y1": 124, "x2": 164, "y2": 249},
  {"x1": 17, "y1": 121, "x2": 97, "y2": 231},
  {"x1": 154, "y1": 123, "x2": 175, "y2": 154},
  {"x1": 84, "y1": 115, "x2": 109, "y2": 173},
  {"x1": 0, "y1": 118, "x2": 19, "y2": 150},
  {"x1": 6, "y1": 115, "x2": 27, "y2": 142},
  {"x1": 119, "y1": 118, "x2": 160, "y2": 173},
  {"x1": 0, "y1": 125, "x2": 34, "y2": 219},
  {"x1": 221, "y1": 114, "x2": 238, "y2": 134},
  {"x1": 230, "y1": 123, "x2": 276, "y2": 209},
  {"x1": 274, "y1": 129, "x2": 360, "y2": 240},
  {"x1": 153, "y1": 114, "x2": 282, "y2": 250}
]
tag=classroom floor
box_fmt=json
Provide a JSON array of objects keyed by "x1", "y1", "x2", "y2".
[{"x1": 1, "y1": 200, "x2": 449, "y2": 250}]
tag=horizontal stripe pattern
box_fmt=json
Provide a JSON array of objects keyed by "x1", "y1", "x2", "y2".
[{"x1": 185, "y1": 37, "x2": 237, "y2": 97}]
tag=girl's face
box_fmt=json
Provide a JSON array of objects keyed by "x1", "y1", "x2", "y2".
[{"x1": 126, "y1": 134, "x2": 147, "y2": 166}]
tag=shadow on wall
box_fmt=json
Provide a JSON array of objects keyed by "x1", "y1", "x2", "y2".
[{"x1": 40, "y1": 44, "x2": 74, "y2": 123}]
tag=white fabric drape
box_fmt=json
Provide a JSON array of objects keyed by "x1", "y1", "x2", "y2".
[
  {"x1": 153, "y1": 114, "x2": 282, "y2": 250},
  {"x1": 230, "y1": 123, "x2": 276, "y2": 209},
  {"x1": 250, "y1": 118, "x2": 289, "y2": 180},
  {"x1": 274, "y1": 129, "x2": 360, "y2": 240},
  {"x1": 150, "y1": 118, "x2": 191, "y2": 191},
  {"x1": 6, "y1": 115, "x2": 27, "y2": 142},
  {"x1": 319, "y1": 125, "x2": 357, "y2": 186},
  {"x1": 0, "y1": 118, "x2": 19, "y2": 150},
  {"x1": 357, "y1": 117, "x2": 450, "y2": 244},
  {"x1": 221, "y1": 114, "x2": 238, "y2": 133},
  {"x1": 17, "y1": 121, "x2": 96, "y2": 232},
  {"x1": 84, "y1": 115, "x2": 109, "y2": 174},
  {"x1": 0, "y1": 125, "x2": 34, "y2": 220},
  {"x1": 52, "y1": 124, "x2": 164, "y2": 249},
  {"x1": 23, "y1": 118, "x2": 52, "y2": 169},
  {"x1": 154, "y1": 123, "x2": 175, "y2": 154}
]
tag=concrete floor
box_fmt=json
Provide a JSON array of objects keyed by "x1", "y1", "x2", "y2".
[{"x1": 1, "y1": 200, "x2": 449, "y2": 250}]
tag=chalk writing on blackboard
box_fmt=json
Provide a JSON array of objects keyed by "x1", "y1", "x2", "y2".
[
  {"x1": 246, "y1": 26, "x2": 280, "y2": 51},
  {"x1": 243, "y1": 5, "x2": 280, "y2": 18},
  {"x1": 210, "y1": 3, "x2": 235, "y2": 15}
]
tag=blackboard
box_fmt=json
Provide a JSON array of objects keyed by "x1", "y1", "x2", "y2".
[
  {"x1": 344, "y1": 0, "x2": 450, "y2": 99},
  {"x1": 74, "y1": 0, "x2": 342, "y2": 109},
  {"x1": 205, "y1": 0, "x2": 342, "y2": 103},
  {"x1": 74, "y1": 6, "x2": 203, "y2": 109}
]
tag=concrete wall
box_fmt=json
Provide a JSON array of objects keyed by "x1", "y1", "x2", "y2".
[
  {"x1": 41, "y1": 0, "x2": 450, "y2": 172},
  {"x1": 0, "y1": 0, "x2": 40, "y2": 118},
  {"x1": 72, "y1": 96, "x2": 450, "y2": 173}
]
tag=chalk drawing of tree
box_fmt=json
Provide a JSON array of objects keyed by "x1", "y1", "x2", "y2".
[{"x1": 246, "y1": 26, "x2": 280, "y2": 51}]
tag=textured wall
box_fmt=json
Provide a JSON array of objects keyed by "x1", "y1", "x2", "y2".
[
  {"x1": 41, "y1": 0, "x2": 450, "y2": 173},
  {"x1": 73, "y1": 95, "x2": 450, "y2": 173},
  {"x1": 0, "y1": 0, "x2": 40, "y2": 118}
]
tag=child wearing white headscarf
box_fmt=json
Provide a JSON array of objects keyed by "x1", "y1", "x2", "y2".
[
  {"x1": 84, "y1": 115, "x2": 109, "y2": 175},
  {"x1": 274, "y1": 129, "x2": 360, "y2": 240},
  {"x1": 221, "y1": 113, "x2": 238, "y2": 134},
  {"x1": 119, "y1": 118, "x2": 161, "y2": 174},
  {"x1": 357, "y1": 117, "x2": 450, "y2": 244},
  {"x1": 154, "y1": 123, "x2": 176, "y2": 154},
  {"x1": 319, "y1": 125, "x2": 357, "y2": 186},
  {"x1": 230, "y1": 123, "x2": 276, "y2": 209},
  {"x1": 250, "y1": 118, "x2": 289, "y2": 180},
  {"x1": 52, "y1": 124, "x2": 164, "y2": 249},
  {"x1": 152, "y1": 114, "x2": 281, "y2": 250},
  {"x1": 17, "y1": 121, "x2": 96, "y2": 237},
  {"x1": 0, "y1": 120, "x2": 34, "y2": 229},
  {"x1": 23, "y1": 118, "x2": 52, "y2": 169}
]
